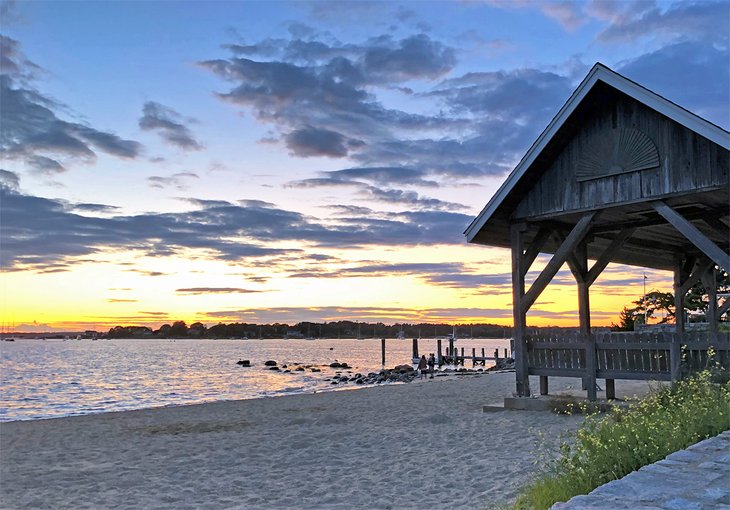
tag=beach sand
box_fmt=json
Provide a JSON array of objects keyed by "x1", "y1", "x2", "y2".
[{"x1": 0, "y1": 372, "x2": 654, "y2": 510}]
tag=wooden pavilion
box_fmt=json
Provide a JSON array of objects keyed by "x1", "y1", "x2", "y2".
[{"x1": 465, "y1": 63, "x2": 729, "y2": 401}]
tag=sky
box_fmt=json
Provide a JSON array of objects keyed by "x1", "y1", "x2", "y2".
[{"x1": 1, "y1": 0, "x2": 728, "y2": 332}]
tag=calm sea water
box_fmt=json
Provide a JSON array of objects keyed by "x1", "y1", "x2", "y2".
[{"x1": 0, "y1": 337, "x2": 510, "y2": 422}]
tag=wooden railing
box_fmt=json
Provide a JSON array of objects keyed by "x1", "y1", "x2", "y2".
[{"x1": 525, "y1": 330, "x2": 730, "y2": 400}]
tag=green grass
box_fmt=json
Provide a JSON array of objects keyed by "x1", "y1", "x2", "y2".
[{"x1": 510, "y1": 370, "x2": 730, "y2": 510}]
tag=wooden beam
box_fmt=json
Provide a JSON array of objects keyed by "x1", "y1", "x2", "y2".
[
  {"x1": 674, "y1": 255, "x2": 687, "y2": 337},
  {"x1": 702, "y1": 217, "x2": 730, "y2": 240},
  {"x1": 702, "y1": 267, "x2": 718, "y2": 334},
  {"x1": 652, "y1": 201, "x2": 730, "y2": 271},
  {"x1": 551, "y1": 231, "x2": 585, "y2": 284},
  {"x1": 511, "y1": 223, "x2": 530, "y2": 397},
  {"x1": 521, "y1": 227, "x2": 551, "y2": 278},
  {"x1": 521, "y1": 212, "x2": 597, "y2": 315},
  {"x1": 585, "y1": 228, "x2": 636, "y2": 287},
  {"x1": 718, "y1": 298, "x2": 730, "y2": 319},
  {"x1": 590, "y1": 206, "x2": 730, "y2": 234},
  {"x1": 679, "y1": 258, "x2": 715, "y2": 296}
]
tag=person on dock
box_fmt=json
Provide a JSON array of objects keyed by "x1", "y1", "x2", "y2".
[
  {"x1": 427, "y1": 353, "x2": 435, "y2": 379},
  {"x1": 417, "y1": 355, "x2": 427, "y2": 379}
]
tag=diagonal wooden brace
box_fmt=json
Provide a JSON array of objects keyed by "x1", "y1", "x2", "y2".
[
  {"x1": 521, "y1": 211, "x2": 597, "y2": 315},
  {"x1": 652, "y1": 201, "x2": 730, "y2": 271}
]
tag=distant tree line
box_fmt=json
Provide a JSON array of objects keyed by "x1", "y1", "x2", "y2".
[{"x1": 106, "y1": 320, "x2": 512, "y2": 339}]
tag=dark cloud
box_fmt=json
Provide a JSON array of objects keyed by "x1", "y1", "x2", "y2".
[
  {"x1": 176, "y1": 287, "x2": 263, "y2": 295},
  {"x1": 1, "y1": 185, "x2": 473, "y2": 272},
  {"x1": 361, "y1": 186, "x2": 468, "y2": 211},
  {"x1": 618, "y1": 41, "x2": 730, "y2": 129},
  {"x1": 139, "y1": 101, "x2": 204, "y2": 151},
  {"x1": 71, "y1": 203, "x2": 121, "y2": 214},
  {"x1": 0, "y1": 168, "x2": 19, "y2": 188},
  {"x1": 202, "y1": 30, "x2": 581, "y2": 182},
  {"x1": 284, "y1": 125, "x2": 363, "y2": 158},
  {"x1": 290, "y1": 166, "x2": 439, "y2": 188},
  {"x1": 147, "y1": 172, "x2": 199, "y2": 190},
  {"x1": 0, "y1": 36, "x2": 142, "y2": 174},
  {"x1": 362, "y1": 34, "x2": 455, "y2": 81}
]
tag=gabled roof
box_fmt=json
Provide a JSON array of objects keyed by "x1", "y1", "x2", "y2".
[{"x1": 464, "y1": 62, "x2": 730, "y2": 243}]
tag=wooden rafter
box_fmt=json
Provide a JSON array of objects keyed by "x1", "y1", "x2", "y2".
[{"x1": 652, "y1": 201, "x2": 730, "y2": 271}]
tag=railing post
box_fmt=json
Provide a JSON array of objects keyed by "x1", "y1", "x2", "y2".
[
  {"x1": 586, "y1": 333, "x2": 597, "y2": 401},
  {"x1": 670, "y1": 332, "x2": 681, "y2": 383}
]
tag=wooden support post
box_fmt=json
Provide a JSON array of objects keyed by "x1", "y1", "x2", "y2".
[
  {"x1": 673, "y1": 256, "x2": 688, "y2": 383},
  {"x1": 448, "y1": 338, "x2": 455, "y2": 364},
  {"x1": 670, "y1": 339, "x2": 681, "y2": 385},
  {"x1": 494, "y1": 349, "x2": 499, "y2": 361},
  {"x1": 504, "y1": 348, "x2": 508, "y2": 358},
  {"x1": 585, "y1": 334, "x2": 597, "y2": 401},
  {"x1": 539, "y1": 376, "x2": 548, "y2": 395},
  {"x1": 472, "y1": 348, "x2": 476, "y2": 367},
  {"x1": 460, "y1": 347, "x2": 464, "y2": 365},
  {"x1": 703, "y1": 266, "x2": 718, "y2": 338},
  {"x1": 576, "y1": 240, "x2": 596, "y2": 400},
  {"x1": 381, "y1": 338, "x2": 386, "y2": 366},
  {"x1": 437, "y1": 339, "x2": 442, "y2": 366},
  {"x1": 412, "y1": 338, "x2": 419, "y2": 360},
  {"x1": 605, "y1": 379, "x2": 615, "y2": 400},
  {"x1": 511, "y1": 223, "x2": 530, "y2": 397}
]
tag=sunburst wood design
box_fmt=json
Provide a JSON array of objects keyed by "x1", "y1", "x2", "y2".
[{"x1": 576, "y1": 128, "x2": 660, "y2": 182}]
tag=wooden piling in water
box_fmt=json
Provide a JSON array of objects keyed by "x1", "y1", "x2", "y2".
[
  {"x1": 472, "y1": 348, "x2": 476, "y2": 367},
  {"x1": 381, "y1": 338, "x2": 386, "y2": 365},
  {"x1": 412, "y1": 338, "x2": 419, "y2": 360},
  {"x1": 437, "y1": 339, "x2": 442, "y2": 366}
]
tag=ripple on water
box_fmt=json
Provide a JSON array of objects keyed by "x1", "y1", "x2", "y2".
[{"x1": 1, "y1": 337, "x2": 510, "y2": 421}]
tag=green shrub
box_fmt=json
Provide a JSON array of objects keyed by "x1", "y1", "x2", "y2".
[{"x1": 511, "y1": 372, "x2": 730, "y2": 510}]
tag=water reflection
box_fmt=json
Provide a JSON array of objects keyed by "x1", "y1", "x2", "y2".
[{"x1": 0, "y1": 337, "x2": 509, "y2": 422}]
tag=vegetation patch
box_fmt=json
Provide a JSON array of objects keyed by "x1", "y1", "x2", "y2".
[{"x1": 510, "y1": 371, "x2": 730, "y2": 510}]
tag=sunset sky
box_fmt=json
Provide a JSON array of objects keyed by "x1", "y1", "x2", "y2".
[{"x1": 1, "y1": 0, "x2": 728, "y2": 332}]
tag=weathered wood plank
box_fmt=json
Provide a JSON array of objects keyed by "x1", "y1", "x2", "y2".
[{"x1": 652, "y1": 201, "x2": 730, "y2": 270}]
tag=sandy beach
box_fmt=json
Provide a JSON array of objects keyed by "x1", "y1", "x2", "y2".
[{"x1": 0, "y1": 373, "x2": 652, "y2": 510}]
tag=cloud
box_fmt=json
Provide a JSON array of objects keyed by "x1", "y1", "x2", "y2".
[
  {"x1": 594, "y1": 1, "x2": 729, "y2": 45},
  {"x1": 617, "y1": 41, "x2": 730, "y2": 129},
  {"x1": 203, "y1": 305, "x2": 514, "y2": 324},
  {"x1": 0, "y1": 168, "x2": 19, "y2": 188},
  {"x1": 139, "y1": 101, "x2": 204, "y2": 151},
  {"x1": 0, "y1": 36, "x2": 142, "y2": 174},
  {"x1": 147, "y1": 172, "x2": 200, "y2": 190},
  {"x1": 107, "y1": 298, "x2": 138, "y2": 303},
  {"x1": 483, "y1": 0, "x2": 586, "y2": 30},
  {"x1": 1, "y1": 185, "x2": 473, "y2": 272},
  {"x1": 362, "y1": 34, "x2": 456, "y2": 81},
  {"x1": 290, "y1": 166, "x2": 439, "y2": 188},
  {"x1": 176, "y1": 287, "x2": 264, "y2": 295},
  {"x1": 284, "y1": 125, "x2": 363, "y2": 158}
]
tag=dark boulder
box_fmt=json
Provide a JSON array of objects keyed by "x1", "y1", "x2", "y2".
[
  {"x1": 264, "y1": 360, "x2": 277, "y2": 367},
  {"x1": 236, "y1": 360, "x2": 251, "y2": 367}
]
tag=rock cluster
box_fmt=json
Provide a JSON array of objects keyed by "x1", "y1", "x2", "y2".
[
  {"x1": 235, "y1": 358, "x2": 503, "y2": 384},
  {"x1": 326, "y1": 364, "x2": 419, "y2": 386},
  {"x1": 486, "y1": 357, "x2": 515, "y2": 371}
]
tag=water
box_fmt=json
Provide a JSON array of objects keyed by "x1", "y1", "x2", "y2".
[{"x1": 0, "y1": 337, "x2": 510, "y2": 422}]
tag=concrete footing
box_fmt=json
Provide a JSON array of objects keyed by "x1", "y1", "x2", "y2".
[{"x1": 484, "y1": 396, "x2": 622, "y2": 414}]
